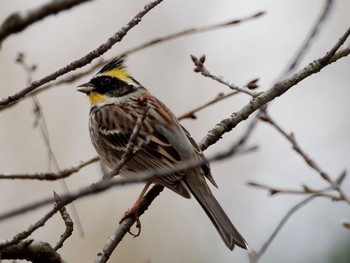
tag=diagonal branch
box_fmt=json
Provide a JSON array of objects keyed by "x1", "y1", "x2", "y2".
[
  {"x1": 248, "y1": 171, "x2": 347, "y2": 263},
  {"x1": 277, "y1": 0, "x2": 334, "y2": 80},
  {"x1": 0, "y1": 0, "x2": 163, "y2": 109},
  {"x1": 198, "y1": 26, "x2": 350, "y2": 151},
  {"x1": 0, "y1": 11, "x2": 264, "y2": 113},
  {"x1": 259, "y1": 110, "x2": 350, "y2": 205},
  {"x1": 94, "y1": 184, "x2": 164, "y2": 263},
  {"x1": 0, "y1": 121, "x2": 257, "y2": 224},
  {"x1": 0, "y1": 0, "x2": 94, "y2": 45}
]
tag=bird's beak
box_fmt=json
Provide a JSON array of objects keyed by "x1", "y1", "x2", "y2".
[{"x1": 77, "y1": 82, "x2": 95, "y2": 94}]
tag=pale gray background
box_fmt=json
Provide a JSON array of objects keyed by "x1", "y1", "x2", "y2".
[{"x1": 0, "y1": 0, "x2": 349, "y2": 262}]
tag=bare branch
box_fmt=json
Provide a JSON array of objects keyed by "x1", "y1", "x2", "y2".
[
  {"x1": 0, "y1": 156, "x2": 99, "y2": 180},
  {"x1": 118, "y1": 11, "x2": 265, "y2": 57},
  {"x1": 53, "y1": 193, "x2": 74, "y2": 251},
  {"x1": 177, "y1": 91, "x2": 239, "y2": 121},
  {"x1": 199, "y1": 27, "x2": 350, "y2": 151},
  {"x1": 94, "y1": 184, "x2": 164, "y2": 263},
  {"x1": 259, "y1": 110, "x2": 350, "y2": 205},
  {"x1": 0, "y1": 0, "x2": 163, "y2": 109},
  {"x1": 191, "y1": 55, "x2": 258, "y2": 97},
  {"x1": 278, "y1": 0, "x2": 334, "y2": 80},
  {"x1": 0, "y1": 11, "x2": 265, "y2": 112},
  {"x1": 248, "y1": 171, "x2": 347, "y2": 263},
  {"x1": 247, "y1": 181, "x2": 342, "y2": 201},
  {"x1": 0, "y1": 193, "x2": 67, "y2": 249},
  {"x1": 0, "y1": 0, "x2": 93, "y2": 45},
  {"x1": 177, "y1": 78, "x2": 259, "y2": 121},
  {"x1": 0, "y1": 240, "x2": 65, "y2": 263},
  {"x1": 0, "y1": 118, "x2": 257, "y2": 223}
]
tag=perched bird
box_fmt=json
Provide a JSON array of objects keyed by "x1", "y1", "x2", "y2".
[{"x1": 77, "y1": 57, "x2": 247, "y2": 250}]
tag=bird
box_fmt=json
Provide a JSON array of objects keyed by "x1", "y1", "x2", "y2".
[{"x1": 77, "y1": 57, "x2": 247, "y2": 250}]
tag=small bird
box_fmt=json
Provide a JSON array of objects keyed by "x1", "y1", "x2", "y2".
[{"x1": 77, "y1": 57, "x2": 247, "y2": 250}]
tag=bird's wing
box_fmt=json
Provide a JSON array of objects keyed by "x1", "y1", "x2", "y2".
[{"x1": 91, "y1": 103, "x2": 191, "y2": 198}]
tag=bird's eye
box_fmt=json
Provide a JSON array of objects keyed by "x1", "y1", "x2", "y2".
[{"x1": 100, "y1": 77, "x2": 111, "y2": 86}]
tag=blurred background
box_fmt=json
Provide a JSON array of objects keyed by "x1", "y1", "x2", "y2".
[{"x1": 0, "y1": 0, "x2": 349, "y2": 262}]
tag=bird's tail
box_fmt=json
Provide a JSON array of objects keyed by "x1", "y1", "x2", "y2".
[{"x1": 184, "y1": 172, "x2": 247, "y2": 250}]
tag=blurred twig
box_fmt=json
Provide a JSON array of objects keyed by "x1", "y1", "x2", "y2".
[
  {"x1": 259, "y1": 110, "x2": 350, "y2": 205},
  {"x1": 247, "y1": 181, "x2": 342, "y2": 201},
  {"x1": 16, "y1": 53, "x2": 86, "y2": 238},
  {"x1": 177, "y1": 91, "x2": 239, "y2": 120},
  {"x1": 0, "y1": 0, "x2": 93, "y2": 45},
  {"x1": 0, "y1": 156, "x2": 99, "y2": 180},
  {"x1": 277, "y1": 0, "x2": 334, "y2": 80},
  {"x1": 248, "y1": 171, "x2": 347, "y2": 263}
]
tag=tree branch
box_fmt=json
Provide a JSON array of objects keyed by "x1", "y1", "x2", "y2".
[
  {"x1": 0, "y1": 156, "x2": 99, "y2": 180},
  {"x1": 0, "y1": 0, "x2": 163, "y2": 109},
  {"x1": 259, "y1": 110, "x2": 350, "y2": 205},
  {"x1": 53, "y1": 193, "x2": 74, "y2": 251},
  {"x1": 198, "y1": 26, "x2": 350, "y2": 151},
  {"x1": 0, "y1": 0, "x2": 93, "y2": 45},
  {"x1": 0, "y1": 240, "x2": 65, "y2": 263},
  {"x1": 248, "y1": 171, "x2": 347, "y2": 263},
  {"x1": 94, "y1": 184, "x2": 164, "y2": 263},
  {"x1": 277, "y1": 0, "x2": 334, "y2": 80},
  {"x1": 191, "y1": 55, "x2": 258, "y2": 97},
  {"x1": 0, "y1": 11, "x2": 264, "y2": 112},
  {"x1": 247, "y1": 181, "x2": 342, "y2": 201}
]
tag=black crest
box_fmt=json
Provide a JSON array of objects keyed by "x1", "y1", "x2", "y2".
[{"x1": 97, "y1": 57, "x2": 126, "y2": 74}]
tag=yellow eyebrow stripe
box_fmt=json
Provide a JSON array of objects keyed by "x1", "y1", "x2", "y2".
[{"x1": 103, "y1": 68, "x2": 138, "y2": 86}]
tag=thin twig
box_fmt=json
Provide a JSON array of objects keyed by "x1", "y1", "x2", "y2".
[
  {"x1": 0, "y1": 124, "x2": 257, "y2": 223},
  {"x1": 247, "y1": 181, "x2": 342, "y2": 201},
  {"x1": 277, "y1": 0, "x2": 334, "y2": 80},
  {"x1": 0, "y1": 11, "x2": 264, "y2": 112},
  {"x1": 259, "y1": 110, "x2": 350, "y2": 205},
  {"x1": 0, "y1": 0, "x2": 163, "y2": 109},
  {"x1": 191, "y1": 55, "x2": 258, "y2": 97},
  {"x1": 0, "y1": 0, "x2": 93, "y2": 44},
  {"x1": 118, "y1": 11, "x2": 265, "y2": 57},
  {"x1": 248, "y1": 171, "x2": 347, "y2": 263},
  {"x1": 0, "y1": 192, "x2": 70, "y2": 249},
  {"x1": 198, "y1": 27, "x2": 350, "y2": 151},
  {"x1": 0, "y1": 156, "x2": 99, "y2": 180},
  {"x1": 177, "y1": 91, "x2": 239, "y2": 120},
  {"x1": 53, "y1": 192, "x2": 74, "y2": 251}
]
